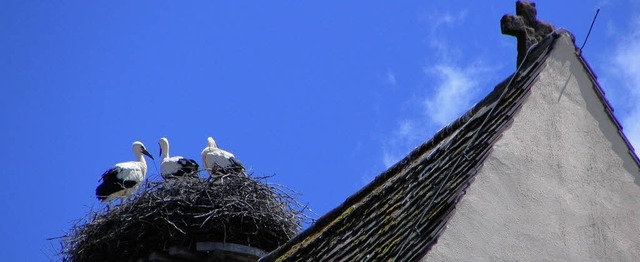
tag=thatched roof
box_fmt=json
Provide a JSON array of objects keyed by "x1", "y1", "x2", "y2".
[{"x1": 63, "y1": 171, "x2": 307, "y2": 262}]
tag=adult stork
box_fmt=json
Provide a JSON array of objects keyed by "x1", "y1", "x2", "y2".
[
  {"x1": 201, "y1": 137, "x2": 245, "y2": 175},
  {"x1": 159, "y1": 137, "x2": 199, "y2": 178},
  {"x1": 96, "y1": 141, "x2": 154, "y2": 203}
]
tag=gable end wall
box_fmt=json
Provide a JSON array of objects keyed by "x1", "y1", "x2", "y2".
[{"x1": 424, "y1": 34, "x2": 640, "y2": 261}]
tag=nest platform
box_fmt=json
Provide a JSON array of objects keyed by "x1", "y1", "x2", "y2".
[{"x1": 63, "y1": 171, "x2": 305, "y2": 262}]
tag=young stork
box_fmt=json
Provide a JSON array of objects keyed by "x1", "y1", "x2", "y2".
[
  {"x1": 159, "y1": 137, "x2": 199, "y2": 178},
  {"x1": 96, "y1": 141, "x2": 154, "y2": 203},
  {"x1": 201, "y1": 137, "x2": 245, "y2": 176}
]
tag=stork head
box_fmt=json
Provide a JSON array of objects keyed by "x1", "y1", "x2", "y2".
[
  {"x1": 132, "y1": 141, "x2": 154, "y2": 160},
  {"x1": 159, "y1": 137, "x2": 170, "y2": 158},
  {"x1": 207, "y1": 137, "x2": 218, "y2": 149}
]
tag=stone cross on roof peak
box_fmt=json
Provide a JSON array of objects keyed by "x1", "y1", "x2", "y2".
[{"x1": 501, "y1": 1, "x2": 555, "y2": 67}]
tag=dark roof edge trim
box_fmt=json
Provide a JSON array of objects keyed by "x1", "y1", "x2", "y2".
[{"x1": 574, "y1": 44, "x2": 640, "y2": 168}]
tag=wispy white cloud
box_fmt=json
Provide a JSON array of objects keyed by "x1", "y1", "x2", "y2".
[
  {"x1": 381, "y1": 11, "x2": 495, "y2": 168},
  {"x1": 424, "y1": 11, "x2": 468, "y2": 62},
  {"x1": 382, "y1": 119, "x2": 421, "y2": 168},
  {"x1": 423, "y1": 62, "x2": 489, "y2": 126},
  {"x1": 605, "y1": 20, "x2": 618, "y2": 37},
  {"x1": 597, "y1": 0, "x2": 610, "y2": 8},
  {"x1": 386, "y1": 69, "x2": 397, "y2": 86},
  {"x1": 608, "y1": 16, "x2": 640, "y2": 152}
]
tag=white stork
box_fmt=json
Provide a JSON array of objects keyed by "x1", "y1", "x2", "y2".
[
  {"x1": 201, "y1": 137, "x2": 245, "y2": 175},
  {"x1": 96, "y1": 141, "x2": 154, "y2": 202},
  {"x1": 159, "y1": 137, "x2": 199, "y2": 178}
]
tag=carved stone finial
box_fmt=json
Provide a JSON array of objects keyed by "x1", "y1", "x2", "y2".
[{"x1": 501, "y1": 1, "x2": 554, "y2": 67}]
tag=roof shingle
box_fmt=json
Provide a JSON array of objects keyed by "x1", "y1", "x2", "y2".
[{"x1": 259, "y1": 30, "x2": 640, "y2": 261}]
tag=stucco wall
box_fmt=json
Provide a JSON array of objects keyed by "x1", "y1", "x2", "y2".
[{"x1": 424, "y1": 35, "x2": 640, "y2": 261}]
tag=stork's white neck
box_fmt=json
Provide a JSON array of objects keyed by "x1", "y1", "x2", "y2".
[
  {"x1": 136, "y1": 151, "x2": 146, "y2": 162},
  {"x1": 160, "y1": 142, "x2": 170, "y2": 159},
  {"x1": 207, "y1": 137, "x2": 218, "y2": 149},
  {"x1": 136, "y1": 151, "x2": 148, "y2": 175}
]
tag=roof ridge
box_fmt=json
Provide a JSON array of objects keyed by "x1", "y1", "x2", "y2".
[{"x1": 259, "y1": 30, "x2": 563, "y2": 262}]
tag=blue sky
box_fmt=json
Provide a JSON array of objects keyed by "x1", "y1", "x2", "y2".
[{"x1": 1, "y1": 1, "x2": 638, "y2": 260}]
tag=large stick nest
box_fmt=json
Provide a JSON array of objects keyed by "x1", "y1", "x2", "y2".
[{"x1": 62, "y1": 171, "x2": 306, "y2": 261}]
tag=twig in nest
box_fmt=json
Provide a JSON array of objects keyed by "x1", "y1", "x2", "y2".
[{"x1": 164, "y1": 217, "x2": 186, "y2": 235}]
